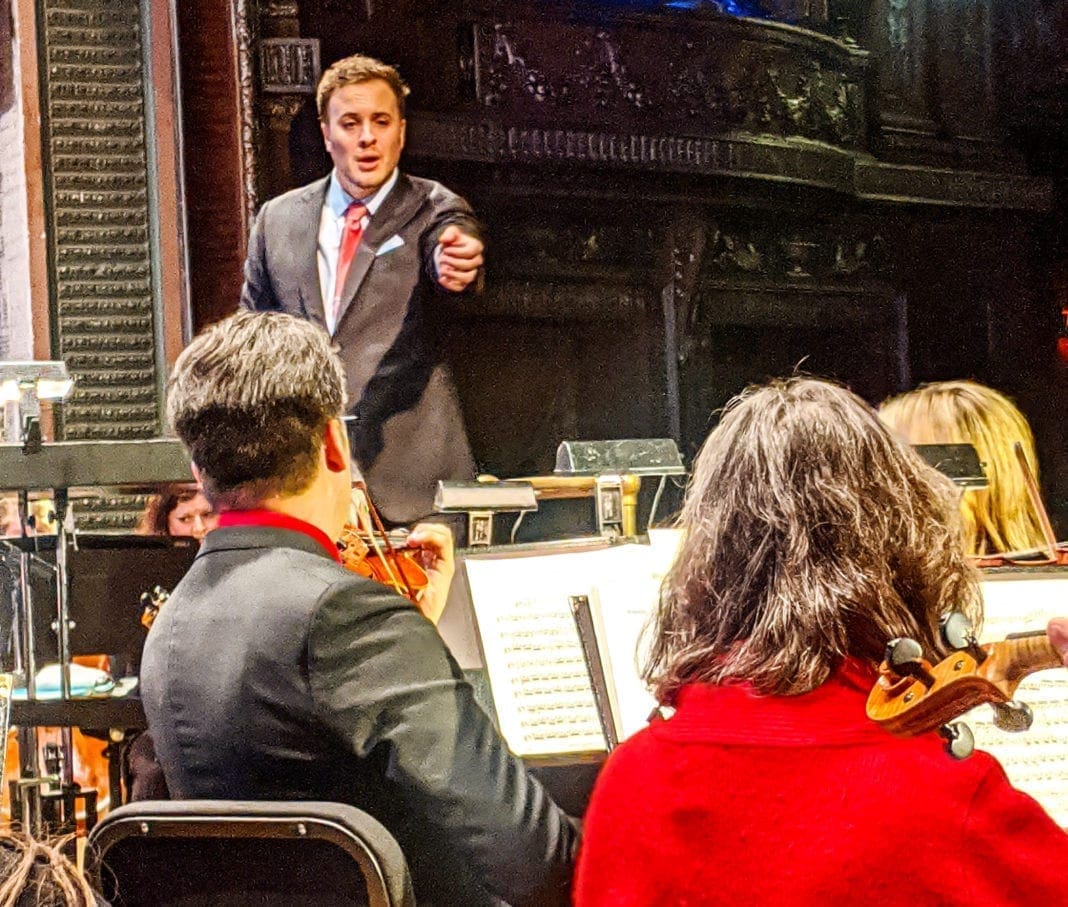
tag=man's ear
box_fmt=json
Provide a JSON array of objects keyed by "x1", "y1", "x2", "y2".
[
  {"x1": 323, "y1": 419, "x2": 350, "y2": 474},
  {"x1": 190, "y1": 462, "x2": 204, "y2": 487}
]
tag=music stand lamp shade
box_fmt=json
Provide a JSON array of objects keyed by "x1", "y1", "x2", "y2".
[{"x1": 554, "y1": 439, "x2": 686, "y2": 536}]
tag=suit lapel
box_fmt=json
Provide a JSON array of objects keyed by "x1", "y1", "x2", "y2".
[
  {"x1": 294, "y1": 177, "x2": 330, "y2": 330},
  {"x1": 334, "y1": 174, "x2": 428, "y2": 328}
]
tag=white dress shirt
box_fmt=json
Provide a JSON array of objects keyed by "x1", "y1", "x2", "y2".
[{"x1": 318, "y1": 168, "x2": 398, "y2": 335}]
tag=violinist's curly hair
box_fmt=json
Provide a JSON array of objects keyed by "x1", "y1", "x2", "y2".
[
  {"x1": 0, "y1": 833, "x2": 99, "y2": 906},
  {"x1": 167, "y1": 311, "x2": 346, "y2": 510},
  {"x1": 645, "y1": 377, "x2": 982, "y2": 702},
  {"x1": 879, "y1": 380, "x2": 1045, "y2": 557}
]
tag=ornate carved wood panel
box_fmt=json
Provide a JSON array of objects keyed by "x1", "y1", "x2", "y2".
[{"x1": 37, "y1": 0, "x2": 159, "y2": 442}]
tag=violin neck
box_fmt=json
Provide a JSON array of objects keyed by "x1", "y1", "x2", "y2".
[{"x1": 981, "y1": 631, "x2": 1062, "y2": 695}]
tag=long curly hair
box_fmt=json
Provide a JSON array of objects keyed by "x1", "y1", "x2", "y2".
[
  {"x1": 645, "y1": 378, "x2": 981, "y2": 702},
  {"x1": 879, "y1": 380, "x2": 1045, "y2": 556}
]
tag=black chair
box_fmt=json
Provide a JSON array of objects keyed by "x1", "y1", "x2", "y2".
[{"x1": 86, "y1": 800, "x2": 416, "y2": 907}]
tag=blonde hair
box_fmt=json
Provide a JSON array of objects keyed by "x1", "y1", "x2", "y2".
[
  {"x1": 0, "y1": 834, "x2": 99, "y2": 906},
  {"x1": 880, "y1": 381, "x2": 1045, "y2": 556},
  {"x1": 646, "y1": 378, "x2": 980, "y2": 701}
]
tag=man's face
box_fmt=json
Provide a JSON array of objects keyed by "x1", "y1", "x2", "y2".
[{"x1": 321, "y1": 79, "x2": 406, "y2": 199}]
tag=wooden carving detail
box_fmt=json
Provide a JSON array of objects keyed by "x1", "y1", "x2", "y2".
[
  {"x1": 474, "y1": 20, "x2": 866, "y2": 149},
  {"x1": 39, "y1": 0, "x2": 159, "y2": 444},
  {"x1": 696, "y1": 221, "x2": 887, "y2": 283}
]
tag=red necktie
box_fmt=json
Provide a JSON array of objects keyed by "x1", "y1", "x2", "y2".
[{"x1": 333, "y1": 201, "x2": 367, "y2": 322}]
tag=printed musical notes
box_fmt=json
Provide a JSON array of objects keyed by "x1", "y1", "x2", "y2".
[
  {"x1": 465, "y1": 553, "x2": 607, "y2": 756},
  {"x1": 972, "y1": 573, "x2": 1068, "y2": 828},
  {"x1": 464, "y1": 537, "x2": 682, "y2": 757}
]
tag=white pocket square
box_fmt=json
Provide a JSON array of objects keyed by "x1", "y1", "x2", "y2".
[{"x1": 376, "y1": 235, "x2": 405, "y2": 256}]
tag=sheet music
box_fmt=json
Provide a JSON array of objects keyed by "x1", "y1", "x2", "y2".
[
  {"x1": 971, "y1": 574, "x2": 1068, "y2": 827},
  {"x1": 465, "y1": 538, "x2": 681, "y2": 755},
  {"x1": 587, "y1": 537, "x2": 680, "y2": 740},
  {"x1": 464, "y1": 553, "x2": 607, "y2": 757}
]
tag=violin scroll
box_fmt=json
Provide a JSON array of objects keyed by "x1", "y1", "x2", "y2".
[{"x1": 866, "y1": 612, "x2": 1064, "y2": 757}]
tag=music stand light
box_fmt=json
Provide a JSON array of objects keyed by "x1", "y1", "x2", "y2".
[
  {"x1": 434, "y1": 481, "x2": 538, "y2": 548},
  {"x1": 554, "y1": 439, "x2": 686, "y2": 537},
  {"x1": 0, "y1": 360, "x2": 74, "y2": 446}
]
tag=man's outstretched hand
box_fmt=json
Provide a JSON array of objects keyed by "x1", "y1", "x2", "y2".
[{"x1": 435, "y1": 225, "x2": 484, "y2": 293}]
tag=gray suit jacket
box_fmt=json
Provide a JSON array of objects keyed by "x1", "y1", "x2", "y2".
[
  {"x1": 140, "y1": 525, "x2": 577, "y2": 906},
  {"x1": 240, "y1": 173, "x2": 477, "y2": 523}
]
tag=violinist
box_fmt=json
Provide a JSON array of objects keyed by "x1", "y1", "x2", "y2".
[
  {"x1": 575, "y1": 378, "x2": 1068, "y2": 907},
  {"x1": 879, "y1": 380, "x2": 1049, "y2": 557},
  {"x1": 140, "y1": 311, "x2": 576, "y2": 906}
]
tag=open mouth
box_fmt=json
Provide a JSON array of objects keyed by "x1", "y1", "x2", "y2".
[{"x1": 357, "y1": 157, "x2": 380, "y2": 171}]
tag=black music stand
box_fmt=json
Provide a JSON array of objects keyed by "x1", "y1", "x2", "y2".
[{"x1": 0, "y1": 438, "x2": 193, "y2": 833}]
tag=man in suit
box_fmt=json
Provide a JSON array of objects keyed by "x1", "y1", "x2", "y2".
[
  {"x1": 141, "y1": 310, "x2": 577, "y2": 905},
  {"x1": 241, "y1": 54, "x2": 482, "y2": 525}
]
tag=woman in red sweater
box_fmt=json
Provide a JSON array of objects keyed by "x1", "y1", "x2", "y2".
[{"x1": 575, "y1": 378, "x2": 1068, "y2": 906}]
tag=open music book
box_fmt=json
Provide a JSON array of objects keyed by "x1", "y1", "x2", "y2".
[
  {"x1": 463, "y1": 534, "x2": 682, "y2": 758},
  {"x1": 972, "y1": 571, "x2": 1068, "y2": 828}
]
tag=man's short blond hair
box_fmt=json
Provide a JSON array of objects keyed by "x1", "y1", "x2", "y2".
[{"x1": 316, "y1": 54, "x2": 410, "y2": 120}]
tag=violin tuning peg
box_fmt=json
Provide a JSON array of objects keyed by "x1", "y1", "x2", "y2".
[
  {"x1": 885, "y1": 637, "x2": 936, "y2": 688},
  {"x1": 938, "y1": 721, "x2": 975, "y2": 760},
  {"x1": 940, "y1": 612, "x2": 987, "y2": 664},
  {"x1": 991, "y1": 700, "x2": 1034, "y2": 733}
]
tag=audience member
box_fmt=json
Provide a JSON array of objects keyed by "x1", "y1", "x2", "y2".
[
  {"x1": 140, "y1": 311, "x2": 576, "y2": 906},
  {"x1": 575, "y1": 377, "x2": 1068, "y2": 906},
  {"x1": 880, "y1": 380, "x2": 1047, "y2": 556}
]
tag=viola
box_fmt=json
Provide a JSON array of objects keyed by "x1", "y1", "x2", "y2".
[
  {"x1": 866, "y1": 612, "x2": 1064, "y2": 757},
  {"x1": 337, "y1": 483, "x2": 428, "y2": 603}
]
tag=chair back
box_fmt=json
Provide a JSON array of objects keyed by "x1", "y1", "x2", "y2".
[{"x1": 86, "y1": 800, "x2": 415, "y2": 907}]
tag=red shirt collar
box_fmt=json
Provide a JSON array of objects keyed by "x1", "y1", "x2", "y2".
[{"x1": 217, "y1": 509, "x2": 341, "y2": 563}]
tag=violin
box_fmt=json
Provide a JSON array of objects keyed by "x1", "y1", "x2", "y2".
[
  {"x1": 337, "y1": 482, "x2": 428, "y2": 603},
  {"x1": 866, "y1": 612, "x2": 1064, "y2": 758},
  {"x1": 140, "y1": 584, "x2": 171, "y2": 630}
]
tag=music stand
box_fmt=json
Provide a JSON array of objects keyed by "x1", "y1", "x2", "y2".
[{"x1": 0, "y1": 438, "x2": 193, "y2": 833}]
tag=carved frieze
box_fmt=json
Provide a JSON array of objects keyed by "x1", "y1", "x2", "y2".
[
  {"x1": 260, "y1": 38, "x2": 320, "y2": 94},
  {"x1": 473, "y1": 281, "x2": 649, "y2": 321},
  {"x1": 408, "y1": 114, "x2": 858, "y2": 193},
  {"x1": 694, "y1": 219, "x2": 888, "y2": 287},
  {"x1": 472, "y1": 18, "x2": 867, "y2": 149}
]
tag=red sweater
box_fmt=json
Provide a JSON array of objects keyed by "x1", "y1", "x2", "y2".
[{"x1": 575, "y1": 661, "x2": 1068, "y2": 906}]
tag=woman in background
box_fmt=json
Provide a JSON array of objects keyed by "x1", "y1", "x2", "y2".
[
  {"x1": 124, "y1": 483, "x2": 215, "y2": 801},
  {"x1": 880, "y1": 380, "x2": 1046, "y2": 556},
  {"x1": 575, "y1": 378, "x2": 1068, "y2": 906},
  {"x1": 137, "y1": 484, "x2": 217, "y2": 541}
]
